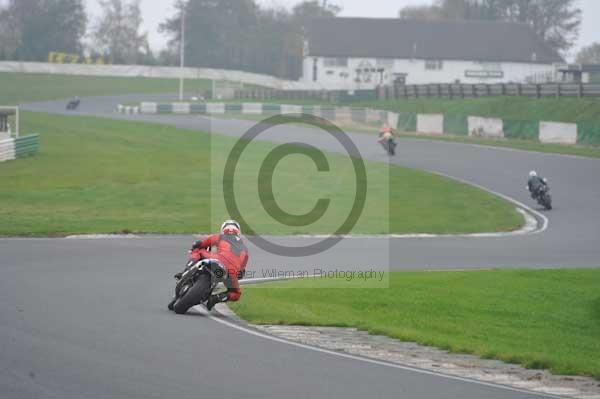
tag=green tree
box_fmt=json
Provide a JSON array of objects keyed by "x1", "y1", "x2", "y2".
[
  {"x1": 398, "y1": 0, "x2": 581, "y2": 54},
  {"x1": 92, "y1": 0, "x2": 151, "y2": 64},
  {"x1": 160, "y1": 0, "x2": 259, "y2": 70},
  {"x1": 0, "y1": 0, "x2": 87, "y2": 61},
  {"x1": 576, "y1": 43, "x2": 600, "y2": 64},
  {"x1": 291, "y1": 0, "x2": 341, "y2": 21},
  {"x1": 159, "y1": 0, "x2": 341, "y2": 78}
]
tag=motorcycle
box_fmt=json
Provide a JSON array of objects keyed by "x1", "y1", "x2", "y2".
[
  {"x1": 66, "y1": 98, "x2": 80, "y2": 110},
  {"x1": 168, "y1": 257, "x2": 228, "y2": 314},
  {"x1": 535, "y1": 184, "x2": 553, "y2": 210},
  {"x1": 379, "y1": 137, "x2": 397, "y2": 156}
]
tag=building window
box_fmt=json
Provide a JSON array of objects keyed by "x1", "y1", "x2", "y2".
[
  {"x1": 323, "y1": 57, "x2": 348, "y2": 67},
  {"x1": 425, "y1": 60, "x2": 443, "y2": 70}
]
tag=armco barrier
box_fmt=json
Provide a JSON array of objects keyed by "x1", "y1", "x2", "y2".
[
  {"x1": 397, "y1": 112, "x2": 417, "y2": 132},
  {"x1": 468, "y1": 117, "x2": 504, "y2": 138},
  {"x1": 444, "y1": 115, "x2": 468, "y2": 136},
  {"x1": 173, "y1": 103, "x2": 190, "y2": 114},
  {"x1": 118, "y1": 102, "x2": 600, "y2": 146},
  {"x1": 504, "y1": 119, "x2": 539, "y2": 141},
  {"x1": 0, "y1": 138, "x2": 15, "y2": 162},
  {"x1": 242, "y1": 103, "x2": 262, "y2": 114},
  {"x1": 577, "y1": 122, "x2": 600, "y2": 146},
  {"x1": 0, "y1": 134, "x2": 39, "y2": 162},
  {"x1": 117, "y1": 104, "x2": 139, "y2": 114},
  {"x1": 539, "y1": 122, "x2": 577, "y2": 144},
  {"x1": 417, "y1": 114, "x2": 444, "y2": 135},
  {"x1": 14, "y1": 135, "x2": 40, "y2": 158}
]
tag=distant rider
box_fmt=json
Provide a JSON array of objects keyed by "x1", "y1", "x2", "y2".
[
  {"x1": 176, "y1": 220, "x2": 249, "y2": 310},
  {"x1": 527, "y1": 170, "x2": 547, "y2": 199},
  {"x1": 378, "y1": 122, "x2": 395, "y2": 141},
  {"x1": 378, "y1": 122, "x2": 397, "y2": 154}
]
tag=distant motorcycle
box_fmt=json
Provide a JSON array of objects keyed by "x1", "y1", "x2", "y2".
[
  {"x1": 168, "y1": 257, "x2": 228, "y2": 315},
  {"x1": 534, "y1": 184, "x2": 553, "y2": 210},
  {"x1": 379, "y1": 137, "x2": 397, "y2": 156},
  {"x1": 66, "y1": 97, "x2": 80, "y2": 110}
]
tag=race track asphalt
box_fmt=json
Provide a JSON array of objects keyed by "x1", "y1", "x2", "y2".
[{"x1": 1, "y1": 93, "x2": 598, "y2": 399}]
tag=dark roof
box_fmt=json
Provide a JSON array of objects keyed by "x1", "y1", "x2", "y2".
[{"x1": 305, "y1": 17, "x2": 563, "y2": 64}]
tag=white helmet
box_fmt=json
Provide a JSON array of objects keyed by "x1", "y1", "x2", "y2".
[
  {"x1": 529, "y1": 170, "x2": 537, "y2": 177},
  {"x1": 220, "y1": 220, "x2": 241, "y2": 235}
]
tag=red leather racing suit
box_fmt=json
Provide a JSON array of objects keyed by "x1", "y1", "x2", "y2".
[{"x1": 191, "y1": 234, "x2": 249, "y2": 301}]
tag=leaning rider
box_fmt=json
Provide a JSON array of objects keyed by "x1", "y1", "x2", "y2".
[
  {"x1": 378, "y1": 122, "x2": 395, "y2": 143},
  {"x1": 177, "y1": 220, "x2": 249, "y2": 310},
  {"x1": 527, "y1": 170, "x2": 547, "y2": 199}
]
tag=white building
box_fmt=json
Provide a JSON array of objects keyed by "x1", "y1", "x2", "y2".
[{"x1": 302, "y1": 18, "x2": 565, "y2": 90}]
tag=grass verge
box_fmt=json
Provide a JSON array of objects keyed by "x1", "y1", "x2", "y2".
[
  {"x1": 398, "y1": 133, "x2": 600, "y2": 159},
  {"x1": 0, "y1": 112, "x2": 521, "y2": 236},
  {"x1": 0, "y1": 72, "x2": 212, "y2": 105},
  {"x1": 230, "y1": 268, "x2": 600, "y2": 379}
]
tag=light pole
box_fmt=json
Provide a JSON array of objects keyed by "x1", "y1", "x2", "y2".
[{"x1": 179, "y1": 7, "x2": 185, "y2": 101}]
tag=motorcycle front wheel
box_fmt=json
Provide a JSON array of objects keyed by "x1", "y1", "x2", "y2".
[{"x1": 173, "y1": 274, "x2": 211, "y2": 314}]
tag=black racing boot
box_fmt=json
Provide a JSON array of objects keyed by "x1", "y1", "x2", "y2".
[{"x1": 206, "y1": 293, "x2": 229, "y2": 311}]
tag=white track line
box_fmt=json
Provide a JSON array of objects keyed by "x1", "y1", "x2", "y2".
[{"x1": 195, "y1": 305, "x2": 561, "y2": 399}]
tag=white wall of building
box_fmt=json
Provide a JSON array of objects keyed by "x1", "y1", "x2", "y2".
[{"x1": 302, "y1": 57, "x2": 558, "y2": 90}]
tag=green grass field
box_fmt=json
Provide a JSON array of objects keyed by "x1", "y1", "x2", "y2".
[
  {"x1": 0, "y1": 72, "x2": 212, "y2": 105},
  {"x1": 0, "y1": 112, "x2": 521, "y2": 236},
  {"x1": 230, "y1": 269, "x2": 600, "y2": 379}
]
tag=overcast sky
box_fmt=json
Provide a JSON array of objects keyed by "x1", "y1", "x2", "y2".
[{"x1": 85, "y1": 0, "x2": 600, "y2": 59}]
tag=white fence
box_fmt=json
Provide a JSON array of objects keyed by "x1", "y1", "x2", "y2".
[
  {"x1": 468, "y1": 117, "x2": 504, "y2": 138},
  {"x1": 539, "y1": 122, "x2": 578, "y2": 144},
  {"x1": 0, "y1": 61, "x2": 324, "y2": 90},
  {"x1": 417, "y1": 114, "x2": 444, "y2": 135},
  {"x1": 0, "y1": 138, "x2": 16, "y2": 162}
]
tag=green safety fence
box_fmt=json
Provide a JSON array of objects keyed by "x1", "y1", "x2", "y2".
[
  {"x1": 262, "y1": 104, "x2": 282, "y2": 114},
  {"x1": 503, "y1": 119, "x2": 540, "y2": 141},
  {"x1": 577, "y1": 122, "x2": 600, "y2": 146},
  {"x1": 156, "y1": 104, "x2": 173, "y2": 114},
  {"x1": 14, "y1": 134, "x2": 40, "y2": 158},
  {"x1": 225, "y1": 103, "x2": 242, "y2": 112},
  {"x1": 444, "y1": 115, "x2": 469, "y2": 136},
  {"x1": 397, "y1": 112, "x2": 417, "y2": 132},
  {"x1": 190, "y1": 103, "x2": 207, "y2": 114},
  {"x1": 302, "y1": 106, "x2": 314, "y2": 115}
]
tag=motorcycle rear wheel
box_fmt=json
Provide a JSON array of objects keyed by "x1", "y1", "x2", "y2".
[{"x1": 543, "y1": 194, "x2": 553, "y2": 210}]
